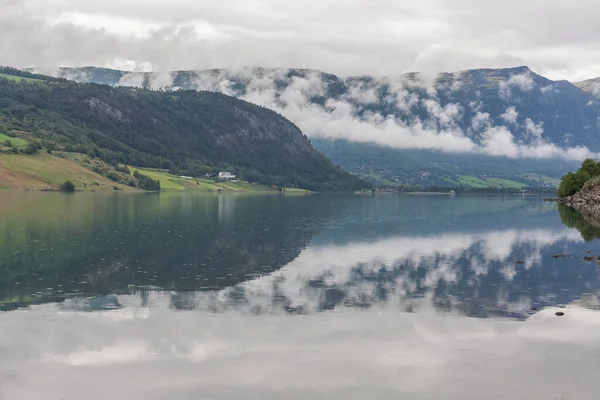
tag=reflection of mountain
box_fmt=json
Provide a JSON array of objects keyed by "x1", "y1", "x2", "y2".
[{"x1": 0, "y1": 194, "x2": 334, "y2": 310}]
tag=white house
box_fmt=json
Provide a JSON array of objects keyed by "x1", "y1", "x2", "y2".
[{"x1": 218, "y1": 172, "x2": 237, "y2": 180}]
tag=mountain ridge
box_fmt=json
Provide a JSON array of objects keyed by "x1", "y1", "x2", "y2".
[{"x1": 35, "y1": 64, "x2": 600, "y2": 188}]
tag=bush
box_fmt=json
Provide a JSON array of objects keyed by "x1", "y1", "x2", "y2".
[
  {"x1": 23, "y1": 143, "x2": 38, "y2": 154},
  {"x1": 105, "y1": 171, "x2": 120, "y2": 182},
  {"x1": 60, "y1": 180, "x2": 75, "y2": 192}
]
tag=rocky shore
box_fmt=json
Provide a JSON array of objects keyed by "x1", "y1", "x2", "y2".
[{"x1": 560, "y1": 178, "x2": 600, "y2": 214}]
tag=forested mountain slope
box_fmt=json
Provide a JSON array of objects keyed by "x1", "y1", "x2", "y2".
[{"x1": 0, "y1": 67, "x2": 366, "y2": 191}]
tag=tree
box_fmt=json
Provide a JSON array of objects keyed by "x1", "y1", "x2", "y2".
[
  {"x1": 580, "y1": 158, "x2": 600, "y2": 178},
  {"x1": 134, "y1": 170, "x2": 161, "y2": 191},
  {"x1": 60, "y1": 180, "x2": 75, "y2": 192},
  {"x1": 4, "y1": 139, "x2": 12, "y2": 147},
  {"x1": 558, "y1": 170, "x2": 590, "y2": 198}
]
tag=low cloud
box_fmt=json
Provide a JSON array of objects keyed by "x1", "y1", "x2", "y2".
[
  {"x1": 499, "y1": 73, "x2": 535, "y2": 99},
  {"x1": 70, "y1": 67, "x2": 598, "y2": 161},
  {"x1": 500, "y1": 106, "x2": 519, "y2": 125},
  {"x1": 159, "y1": 69, "x2": 597, "y2": 161}
]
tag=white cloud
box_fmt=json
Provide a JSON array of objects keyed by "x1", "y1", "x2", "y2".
[
  {"x1": 471, "y1": 111, "x2": 492, "y2": 132},
  {"x1": 2, "y1": 0, "x2": 600, "y2": 80},
  {"x1": 500, "y1": 106, "x2": 519, "y2": 125},
  {"x1": 524, "y1": 118, "x2": 544, "y2": 143},
  {"x1": 499, "y1": 73, "x2": 536, "y2": 99},
  {"x1": 422, "y1": 100, "x2": 463, "y2": 130}
]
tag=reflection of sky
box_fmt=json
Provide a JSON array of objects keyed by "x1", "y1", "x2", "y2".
[{"x1": 1, "y1": 299, "x2": 600, "y2": 400}]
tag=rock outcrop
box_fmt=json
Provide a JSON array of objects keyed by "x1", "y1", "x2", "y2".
[{"x1": 561, "y1": 177, "x2": 600, "y2": 215}]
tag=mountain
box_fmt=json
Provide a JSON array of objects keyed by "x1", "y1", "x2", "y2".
[
  {"x1": 574, "y1": 77, "x2": 600, "y2": 98},
  {"x1": 0, "y1": 67, "x2": 366, "y2": 191},
  {"x1": 39, "y1": 65, "x2": 600, "y2": 188}
]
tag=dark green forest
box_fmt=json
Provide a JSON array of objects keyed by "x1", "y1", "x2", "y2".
[{"x1": 0, "y1": 67, "x2": 367, "y2": 191}]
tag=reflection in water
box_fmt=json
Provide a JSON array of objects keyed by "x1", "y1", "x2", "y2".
[
  {"x1": 1, "y1": 299, "x2": 600, "y2": 400},
  {"x1": 2, "y1": 193, "x2": 600, "y2": 399},
  {"x1": 2, "y1": 193, "x2": 600, "y2": 315},
  {"x1": 157, "y1": 227, "x2": 600, "y2": 318},
  {"x1": 0, "y1": 193, "x2": 335, "y2": 310},
  {"x1": 558, "y1": 203, "x2": 600, "y2": 241}
]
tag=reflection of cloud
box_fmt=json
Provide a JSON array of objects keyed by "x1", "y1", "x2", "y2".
[
  {"x1": 181, "y1": 228, "x2": 584, "y2": 315},
  {"x1": 42, "y1": 341, "x2": 153, "y2": 366},
  {"x1": 1, "y1": 301, "x2": 600, "y2": 400}
]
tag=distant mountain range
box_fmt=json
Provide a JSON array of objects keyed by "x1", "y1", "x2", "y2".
[{"x1": 29, "y1": 65, "x2": 600, "y2": 188}]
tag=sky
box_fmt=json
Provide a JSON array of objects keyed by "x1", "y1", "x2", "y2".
[{"x1": 2, "y1": 0, "x2": 600, "y2": 81}]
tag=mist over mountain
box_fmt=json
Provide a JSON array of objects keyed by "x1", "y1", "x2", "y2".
[
  {"x1": 39, "y1": 65, "x2": 600, "y2": 187},
  {"x1": 574, "y1": 77, "x2": 600, "y2": 98}
]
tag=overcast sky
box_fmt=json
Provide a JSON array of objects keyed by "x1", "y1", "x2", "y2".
[{"x1": 2, "y1": 0, "x2": 599, "y2": 80}]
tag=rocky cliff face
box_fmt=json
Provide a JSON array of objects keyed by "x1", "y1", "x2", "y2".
[{"x1": 561, "y1": 178, "x2": 600, "y2": 214}]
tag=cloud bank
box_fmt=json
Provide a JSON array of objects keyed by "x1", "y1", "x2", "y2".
[
  {"x1": 110, "y1": 68, "x2": 599, "y2": 161},
  {"x1": 2, "y1": 0, "x2": 600, "y2": 81}
]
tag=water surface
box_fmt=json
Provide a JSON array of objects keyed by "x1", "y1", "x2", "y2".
[{"x1": 1, "y1": 192, "x2": 599, "y2": 399}]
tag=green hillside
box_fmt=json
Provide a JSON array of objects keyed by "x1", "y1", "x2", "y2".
[{"x1": 0, "y1": 67, "x2": 367, "y2": 192}]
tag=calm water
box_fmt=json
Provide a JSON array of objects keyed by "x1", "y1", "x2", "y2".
[{"x1": 1, "y1": 192, "x2": 600, "y2": 399}]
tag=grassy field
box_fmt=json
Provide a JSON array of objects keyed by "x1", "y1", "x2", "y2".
[
  {"x1": 484, "y1": 177, "x2": 526, "y2": 189},
  {"x1": 457, "y1": 175, "x2": 492, "y2": 188},
  {"x1": 365, "y1": 172, "x2": 530, "y2": 189},
  {"x1": 130, "y1": 167, "x2": 278, "y2": 192},
  {"x1": 364, "y1": 173, "x2": 399, "y2": 186},
  {"x1": 518, "y1": 173, "x2": 560, "y2": 187},
  {"x1": 0, "y1": 153, "x2": 135, "y2": 191},
  {"x1": 0, "y1": 154, "x2": 306, "y2": 193},
  {"x1": 129, "y1": 167, "x2": 188, "y2": 190},
  {"x1": 458, "y1": 175, "x2": 526, "y2": 189},
  {"x1": 0, "y1": 133, "x2": 28, "y2": 147},
  {"x1": 0, "y1": 73, "x2": 44, "y2": 83}
]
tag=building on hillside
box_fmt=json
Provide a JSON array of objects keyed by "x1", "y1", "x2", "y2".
[{"x1": 218, "y1": 172, "x2": 237, "y2": 180}]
